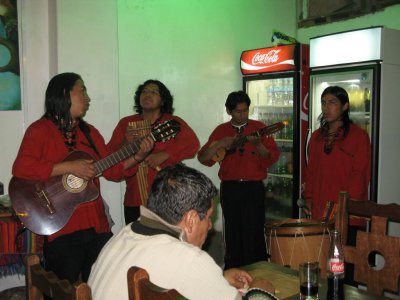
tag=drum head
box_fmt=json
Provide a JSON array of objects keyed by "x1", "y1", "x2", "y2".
[{"x1": 265, "y1": 218, "x2": 333, "y2": 236}]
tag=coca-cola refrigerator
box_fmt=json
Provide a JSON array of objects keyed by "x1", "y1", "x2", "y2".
[
  {"x1": 240, "y1": 43, "x2": 310, "y2": 221},
  {"x1": 308, "y1": 27, "x2": 400, "y2": 219}
]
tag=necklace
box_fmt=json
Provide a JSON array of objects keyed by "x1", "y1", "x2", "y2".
[
  {"x1": 323, "y1": 131, "x2": 339, "y2": 154},
  {"x1": 231, "y1": 122, "x2": 247, "y2": 134},
  {"x1": 63, "y1": 121, "x2": 78, "y2": 152}
]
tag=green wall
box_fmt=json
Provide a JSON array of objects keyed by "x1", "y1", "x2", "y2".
[
  {"x1": 117, "y1": 0, "x2": 297, "y2": 181},
  {"x1": 116, "y1": 0, "x2": 400, "y2": 185}
]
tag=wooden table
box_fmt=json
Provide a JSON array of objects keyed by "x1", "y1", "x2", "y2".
[{"x1": 242, "y1": 261, "x2": 390, "y2": 300}]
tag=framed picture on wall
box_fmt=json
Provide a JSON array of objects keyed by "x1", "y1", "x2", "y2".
[{"x1": 0, "y1": 0, "x2": 21, "y2": 111}]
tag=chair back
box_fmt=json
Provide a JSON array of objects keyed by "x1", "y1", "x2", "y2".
[
  {"x1": 26, "y1": 254, "x2": 92, "y2": 300},
  {"x1": 335, "y1": 191, "x2": 400, "y2": 296},
  {"x1": 127, "y1": 266, "x2": 182, "y2": 300}
]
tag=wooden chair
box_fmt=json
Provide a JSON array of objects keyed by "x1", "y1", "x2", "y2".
[
  {"x1": 26, "y1": 254, "x2": 92, "y2": 300},
  {"x1": 127, "y1": 266, "x2": 183, "y2": 300},
  {"x1": 335, "y1": 191, "x2": 400, "y2": 296}
]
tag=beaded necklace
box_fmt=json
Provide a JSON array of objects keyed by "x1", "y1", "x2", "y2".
[
  {"x1": 63, "y1": 121, "x2": 78, "y2": 152},
  {"x1": 323, "y1": 127, "x2": 343, "y2": 155}
]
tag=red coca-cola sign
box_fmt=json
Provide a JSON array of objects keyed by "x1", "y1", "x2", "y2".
[{"x1": 240, "y1": 44, "x2": 296, "y2": 75}]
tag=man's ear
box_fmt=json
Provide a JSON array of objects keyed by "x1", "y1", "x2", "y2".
[
  {"x1": 182, "y1": 209, "x2": 198, "y2": 234},
  {"x1": 226, "y1": 108, "x2": 232, "y2": 116}
]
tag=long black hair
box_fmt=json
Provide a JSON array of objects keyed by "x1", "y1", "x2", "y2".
[
  {"x1": 319, "y1": 86, "x2": 352, "y2": 137},
  {"x1": 133, "y1": 79, "x2": 174, "y2": 114},
  {"x1": 44, "y1": 72, "x2": 82, "y2": 133}
]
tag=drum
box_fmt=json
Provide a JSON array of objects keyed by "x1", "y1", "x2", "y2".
[{"x1": 265, "y1": 219, "x2": 333, "y2": 277}]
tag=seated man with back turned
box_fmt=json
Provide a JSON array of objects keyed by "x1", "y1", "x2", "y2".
[{"x1": 88, "y1": 164, "x2": 275, "y2": 300}]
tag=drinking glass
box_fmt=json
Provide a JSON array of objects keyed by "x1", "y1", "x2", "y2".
[{"x1": 299, "y1": 261, "x2": 319, "y2": 299}]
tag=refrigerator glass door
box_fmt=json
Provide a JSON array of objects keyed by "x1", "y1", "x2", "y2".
[
  {"x1": 245, "y1": 77, "x2": 294, "y2": 221},
  {"x1": 310, "y1": 68, "x2": 373, "y2": 137}
]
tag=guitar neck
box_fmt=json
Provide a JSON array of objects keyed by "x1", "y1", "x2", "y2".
[
  {"x1": 94, "y1": 136, "x2": 152, "y2": 176},
  {"x1": 231, "y1": 127, "x2": 265, "y2": 149},
  {"x1": 230, "y1": 123, "x2": 283, "y2": 149},
  {"x1": 230, "y1": 135, "x2": 247, "y2": 149}
]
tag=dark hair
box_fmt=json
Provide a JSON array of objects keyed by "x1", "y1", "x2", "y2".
[
  {"x1": 147, "y1": 164, "x2": 218, "y2": 225},
  {"x1": 319, "y1": 86, "x2": 352, "y2": 137},
  {"x1": 133, "y1": 79, "x2": 174, "y2": 114},
  {"x1": 44, "y1": 72, "x2": 82, "y2": 132},
  {"x1": 225, "y1": 90, "x2": 251, "y2": 111}
]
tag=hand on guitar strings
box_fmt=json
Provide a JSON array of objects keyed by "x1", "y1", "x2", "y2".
[
  {"x1": 247, "y1": 135, "x2": 262, "y2": 146},
  {"x1": 136, "y1": 136, "x2": 154, "y2": 161},
  {"x1": 63, "y1": 159, "x2": 96, "y2": 181},
  {"x1": 123, "y1": 136, "x2": 154, "y2": 170}
]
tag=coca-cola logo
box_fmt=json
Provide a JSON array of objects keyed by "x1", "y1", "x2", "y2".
[
  {"x1": 252, "y1": 50, "x2": 281, "y2": 65},
  {"x1": 240, "y1": 44, "x2": 297, "y2": 75},
  {"x1": 330, "y1": 261, "x2": 345, "y2": 273}
]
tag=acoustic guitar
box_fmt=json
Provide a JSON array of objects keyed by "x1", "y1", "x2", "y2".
[
  {"x1": 212, "y1": 121, "x2": 285, "y2": 162},
  {"x1": 9, "y1": 119, "x2": 180, "y2": 235}
]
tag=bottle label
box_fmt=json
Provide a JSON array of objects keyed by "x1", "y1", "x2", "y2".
[{"x1": 329, "y1": 258, "x2": 344, "y2": 274}]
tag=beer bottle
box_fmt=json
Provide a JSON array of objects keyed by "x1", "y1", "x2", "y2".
[{"x1": 327, "y1": 229, "x2": 345, "y2": 300}]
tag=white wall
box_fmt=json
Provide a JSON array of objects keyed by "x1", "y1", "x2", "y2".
[
  {"x1": 56, "y1": 0, "x2": 123, "y2": 234},
  {"x1": 0, "y1": 0, "x2": 55, "y2": 290},
  {"x1": 0, "y1": 0, "x2": 55, "y2": 195}
]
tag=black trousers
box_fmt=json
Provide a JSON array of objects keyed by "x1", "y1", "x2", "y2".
[
  {"x1": 124, "y1": 206, "x2": 141, "y2": 224},
  {"x1": 43, "y1": 228, "x2": 112, "y2": 284},
  {"x1": 221, "y1": 180, "x2": 267, "y2": 269}
]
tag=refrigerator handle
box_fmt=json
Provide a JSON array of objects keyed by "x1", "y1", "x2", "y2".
[{"x1": 305, "y1": 129, "x2": 311, "y2": 166}]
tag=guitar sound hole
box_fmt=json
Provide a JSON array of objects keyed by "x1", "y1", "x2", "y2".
[{"x1": 63, "y1": 174, "x2": 87, "y2": 193}]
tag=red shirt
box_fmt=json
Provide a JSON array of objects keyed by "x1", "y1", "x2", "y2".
[
  {"x1": 12, "y1": 118, "x2": 129, "y2": 241},
  {"x1": 198, "y1": 120, "x2": 280, "y2": 181},
  {"x1": 304, "y1": 123, "x2": 371, "y2": 221},
  {"x1": 107, "y1": 114, "x2": 199, "y2": 207}
]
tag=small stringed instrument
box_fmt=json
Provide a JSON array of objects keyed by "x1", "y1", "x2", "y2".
[
  {"x1": 212, "y1": 121, "x2": 285, "y2": 162},
  {"x1": 9, "y1": 119, "x2": 180, "y2": 235}
]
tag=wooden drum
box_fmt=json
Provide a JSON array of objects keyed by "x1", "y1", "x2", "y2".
[{"x1": 265, "y1": 219, "x2": 333, "y2": 277}]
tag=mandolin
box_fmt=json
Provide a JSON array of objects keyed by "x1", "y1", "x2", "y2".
[
  {"x1": 212, "y1": 121, "x2": 284, "y2": 162},
  {"x1": 9, "y1": 119, "x2": 180, "y2": 235}
]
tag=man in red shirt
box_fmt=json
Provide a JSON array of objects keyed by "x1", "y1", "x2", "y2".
[
  {"x1": 303, "y1": 86, "x2": 371, "y2": 221},
  {"x1": 198, "y1": 91, "x2": 280, "y2": 269},
  {"x1": 303, "y1": 86, "x2": 371, "y2": 286}
]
